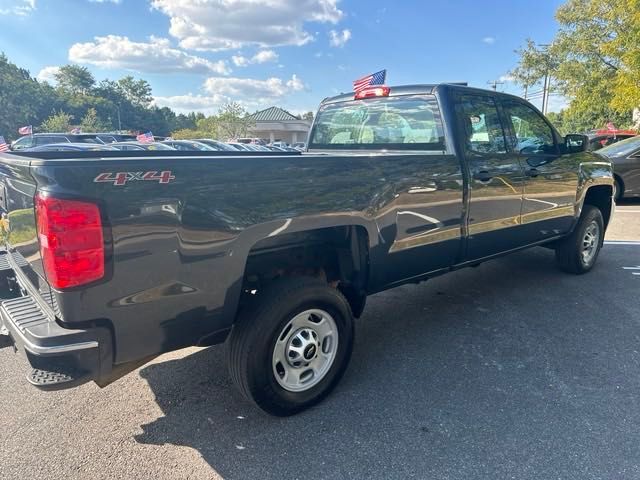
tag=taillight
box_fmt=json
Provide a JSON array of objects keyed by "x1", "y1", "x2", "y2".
[
  {"x1": 35, "y1": 193, "x2": 105, "y2": 289},
  {"x1": 355, "y1": 86, "x2": 390, "y2": 99}
]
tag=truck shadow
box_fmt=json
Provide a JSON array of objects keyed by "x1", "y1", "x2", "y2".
[{"x1": 134, "y1": 246, "x2": 638, "y2": 479}]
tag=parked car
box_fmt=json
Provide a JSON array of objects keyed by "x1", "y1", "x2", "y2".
[
  {"x1": 194, "y1": 139, "x2": 237, "y2": 151},
  {"x1": 160, "y1": 140, "x2": 216, "y2": 151},
  {"x1": 10, "y1": 133, "x2": 136, "y2": 150},
  {"x1": 236, "y1": 138, "x2": 266, "y2": 145},
  {"x1": 292, "y1": 142, "x2": 307, "y2": 151},
  {"x1": 227, "y1": 142, "x2": 253, "y2": 151},
  {"x1": 0, "y1": 83, "x2": 613, "y2": 416},
  {"x1": 270, "y1": 141, "x2": 289, "y2": 149},
  {"x1": 23, "y1": 143, "x2": 119, "y2": 152},
  {"x1": 596, "y1": 134, "x2": 640, "y2": 200},
  {"x1": 587, "y1": 129, "x2": 637, "y2": 151},
  {"x1": 110, "y1": 141, "x2": 176, "y2": 151}
]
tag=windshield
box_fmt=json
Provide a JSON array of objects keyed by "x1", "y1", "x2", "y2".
[
  {"x1": 598, "y1": 135, "x2": 640, "y2": 156},
  {"x1": 309, "y1": 94, "x2": 445, "y2": 151}
]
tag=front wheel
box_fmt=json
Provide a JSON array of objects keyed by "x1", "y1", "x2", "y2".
[
  {"x1": 227, "y1": 277, "x2": 354, "y2": 416},
  {"x1": 555, "y1": 205, "x2": 604, "y2": 274}
]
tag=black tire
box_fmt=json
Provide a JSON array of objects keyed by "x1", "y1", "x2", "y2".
[
  {"x1": 613, "y1": 177, "x2": 623, "y2": 202},
  {"x1": 227, "y1": 277, "x2": 354, "y2": 416},
  {"x1": 555, "y1": 205, "x2": 604, "y2": 274}
]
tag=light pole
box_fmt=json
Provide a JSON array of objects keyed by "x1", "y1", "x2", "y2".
[{"x1": 116, "y1": 104, "x2": 122, "y2": 131}]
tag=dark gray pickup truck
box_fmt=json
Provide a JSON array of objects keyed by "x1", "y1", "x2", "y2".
[{"x1": 0, "y1": 84, "x2": 614, "y2": 415}]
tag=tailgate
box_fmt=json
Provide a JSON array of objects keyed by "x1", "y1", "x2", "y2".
[{"x1": 0, "y1": 154, "x2": 53, "y2": 306}]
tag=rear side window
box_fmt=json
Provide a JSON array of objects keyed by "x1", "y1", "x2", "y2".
[
  {"x1": 457, "y1": 95, "x2": 507, "y2": 155},
  {"x1": 309, "y1": 95, "x2": 445, "y2": 150}
]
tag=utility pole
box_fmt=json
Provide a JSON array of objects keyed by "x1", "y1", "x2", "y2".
[
  {"x1": 487, "y1": 80, "x2": 504, "y2": 91},
  {"x1": 538, "y1": 43, "x2": 551, "y2": 115}
]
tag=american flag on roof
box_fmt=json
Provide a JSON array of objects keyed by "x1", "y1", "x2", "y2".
[
  {"x1": 136, "y1": 131, "x2": 154, "y2": 143},
  {"x1": 0, "y1": 136, "x2": 9, "y2": 152},
  {"x1": 353, "y1": 70, "x2": 387, "y2": 93},
  {"x1": 18, "y1": 125, "x2": 32, "y2": 135}
]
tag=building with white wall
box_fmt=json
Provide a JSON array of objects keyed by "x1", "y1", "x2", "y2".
[{"x1": 249, "y1": 107, "x2": 312, "y2": 145}]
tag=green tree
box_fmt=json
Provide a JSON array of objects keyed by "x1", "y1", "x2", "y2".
[
  {"x1": 54, "y1": 65, "x2": 95, "y2": 95},
  {"x1": 512, "y1": 0, "x2": 639, "y2": 132},
  {"x1": 0, "y1": 53, "x2": 60, "y2": 140},
  {"x1": 80, "y1": 107, "x2": 109, "y2": 132},
  {"x1": 117, "y1": 76, "x2": 153, "y2": 107},
  {"x1": 41, "y1": 111, "x2": 73, "y2": 132},
  {"x1": 216, "y1": 102, "x2": 255, "y2": 140}
]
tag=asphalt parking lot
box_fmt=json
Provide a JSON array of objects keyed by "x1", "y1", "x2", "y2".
[{"x1": 1, "y1": 200, "x2": 639, "y2": 480}]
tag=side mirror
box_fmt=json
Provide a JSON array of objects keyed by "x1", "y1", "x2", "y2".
[{"x1": 564, "y1": 134, "x2": 589, "y2": 153}]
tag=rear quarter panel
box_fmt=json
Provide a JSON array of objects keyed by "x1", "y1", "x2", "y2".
[{"x1": 21, "y1": 151, "x2": 463, "y2": 363}]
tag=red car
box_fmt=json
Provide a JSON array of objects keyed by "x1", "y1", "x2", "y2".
[{"x1": 587, "y1": 129, "x2": 638, "y2": 151}]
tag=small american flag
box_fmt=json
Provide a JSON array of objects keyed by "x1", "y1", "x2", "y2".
[
  {"x1": 606, "y1": 122, "x2": 616, "y2": 131},
  {"x1": 18, "y1": 125, "x2": 32, "y2": 135},
  {"x1": 353, "y1": 70, "x2": 386, "y2": 93},
  {"x1": 70, "y1": 127, "x2": 81, "y2": 134},
  {"x1": 136, "y1": 131, "x2": 154, "y2": 143},
  {"x1": 0, "y1": 136, "x2": 9, "y2": 152}
]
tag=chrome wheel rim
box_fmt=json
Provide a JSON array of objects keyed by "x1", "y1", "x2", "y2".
[
  {"x1": 581, "y1": 220, "x2": 600, "y2": 265},
  {"x1": 272, "y1": 309, "x2": 338, "y2": 392}
]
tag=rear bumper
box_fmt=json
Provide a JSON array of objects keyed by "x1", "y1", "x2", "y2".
[{"x1": 0, "y1": 255, "x2": 112, "y2": 390}]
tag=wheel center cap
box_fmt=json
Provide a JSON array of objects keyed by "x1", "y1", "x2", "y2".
[{"x1": 304, "y1": 344, "x2": 317, "y2": 360}]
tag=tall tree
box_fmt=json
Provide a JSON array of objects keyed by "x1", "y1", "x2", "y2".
[
  {"x1": 41, "y1": 111, "x2": 73, "y2": 132},
  {"x1": 216, "y1": 102, "x2": 255, "y2": 140},
  {"x1": 512, "y1": 0, "x2": 639, "y2": 131},
  {"x1": 117, "y1": 76, "x2": 153, "y2": 107},
  {"x1": 54, "y1": 65, "x2": 95, "y2": 95},
  {"x1": 80, "y1": 108, "x2": 109, "y2": 132}
]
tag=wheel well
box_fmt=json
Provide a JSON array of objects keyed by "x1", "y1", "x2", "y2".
[
  {"x1": 613, "y1": 174, "x2": 624, "y2": 194},
  {"x1": 241, "y1": 226, "x2": 370, "y2": 317},
  {"x1": 583, "y1": 185, "x2": 613, "y2": 227}
]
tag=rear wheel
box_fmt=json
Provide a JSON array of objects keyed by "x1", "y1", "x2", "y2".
[
  {"x1": 555, "y1": 205, "x2": 604, "y2": 274},
  {"x1": 227, "y1": 277, "x2": 354, "y2": 416}
]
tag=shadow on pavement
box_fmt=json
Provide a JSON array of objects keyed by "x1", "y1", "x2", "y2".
[{"x1": 134, "y1": 247, "x2": 640, "y2": 479}]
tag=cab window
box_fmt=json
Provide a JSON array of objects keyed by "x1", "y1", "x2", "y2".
[
  {"x1": 457, "y1": 95, "x2": 507, "y2": 155},
  {"x1": 502, "y1": 100, "x2": 557, "y2": 154}
]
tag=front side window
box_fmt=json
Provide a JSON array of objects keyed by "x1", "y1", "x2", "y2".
[
  {"x1": 309, "y1": 95, "x2": 445, "y2": 150},
  {"x1": 502, "y1": 101, "x2": 556, "y2": 154}
]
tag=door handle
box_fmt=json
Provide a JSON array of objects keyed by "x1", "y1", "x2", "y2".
[
  {"x1": 473, "y1": 170, "x2": 492, "y2": 182},
  {"x1": 525, "y1": 168, "x2": 539, "y2": 178}
]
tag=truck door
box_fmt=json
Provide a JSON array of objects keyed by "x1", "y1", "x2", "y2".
[
  {"x1": 499, "y1": 99, "x2": 579, "y2": 243},
  {"x1": 454, "y1": 93, "x2": 526, "y2": 260}
]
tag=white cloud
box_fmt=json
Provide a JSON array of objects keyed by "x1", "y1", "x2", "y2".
[
  {"x1": 150, "y1": 0, "x2": 344, "y2": 51},
  {"x1": 252, "y1": 50, "x2": 278, "y2": 64},
  {"x1": 155, "y1": 73, "x2": 307, "y2": 114},
  {"x1": 36, "y1": 66, "x2": 60, "y2": 84},
  {"x1": 69, "y1": 35, "x2": 231, "y2": 74},
  {"x1": 88, "y1": 0, "x2": 121, "y2": 3},
  {"x1": 0, "y1": 0, "x2": 36, "y2": 16},
  {"x1": 204, "y1": 74, "x2": 305, "y2": 98},
  {"x1": 482, "y1": 36, "x2": 496, "y2": 45},
  {"x1": 328, "y1": 29, "x2": 351, "y2": 47},
  {"x1": 153, "y1": 93, "x2": 228, "y2": 115},
  {"x1": 232, "y1": 50, "x2": 279, "y2": 67},
  {"x1": 500, "y1": 74, "x2": 515, "y2": 82}
]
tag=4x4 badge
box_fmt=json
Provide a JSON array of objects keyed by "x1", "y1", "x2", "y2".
[{"x1": 94, "y1": 171, "x2": 175, "y2": 186}]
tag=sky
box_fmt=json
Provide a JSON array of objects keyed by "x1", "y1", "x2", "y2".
[{"x1": 0, "y1": 0, "x2": 567, "y2": 115}]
